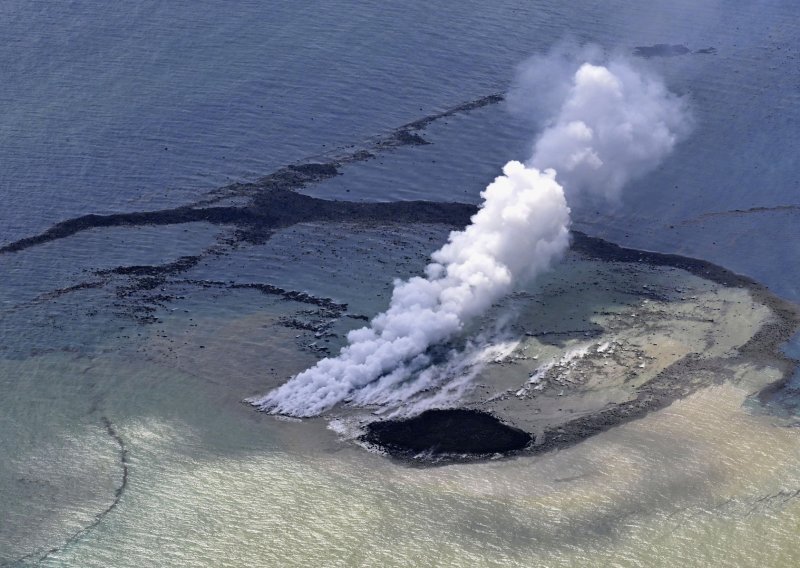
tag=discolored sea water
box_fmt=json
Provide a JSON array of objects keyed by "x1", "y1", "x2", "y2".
[{"x1": 2, "y1": 1, "x2": 800, "y2": 566}]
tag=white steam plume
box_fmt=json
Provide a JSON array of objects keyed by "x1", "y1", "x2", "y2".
[
  {"x1": 252, "y1": 163, "x2": 570, "y2": 416},
  {"x1": 249, "y1": 47, "x2": 691, "y2": 417}
]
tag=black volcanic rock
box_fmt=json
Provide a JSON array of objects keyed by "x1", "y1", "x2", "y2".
[
  {"x1": 633, "y1": 44, "x2": 691, "y2": 58},
  {"x1": 363, "y1": 409, "x2": 532, "y2": 458}
]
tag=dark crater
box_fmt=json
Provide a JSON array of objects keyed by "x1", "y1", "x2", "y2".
[{"x1": 363, "y1": 409, "x2": 532, "y2": 460}]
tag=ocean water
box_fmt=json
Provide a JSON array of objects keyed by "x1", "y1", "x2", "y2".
[{"x1": 2, "y1": 1, "x2": 800, "y2": 566}]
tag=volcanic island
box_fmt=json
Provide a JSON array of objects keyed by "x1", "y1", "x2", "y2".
[
  {"x1": 352, "y1": 232, "x2": 800, "y2": 463},
  {"x1": 4, "y1": 93, "x2": 797, "y2": 466}
]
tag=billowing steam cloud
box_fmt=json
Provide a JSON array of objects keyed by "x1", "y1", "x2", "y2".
[
  {"x1": 253, "y1": 164, "x2": 570, "y2": 416},
  {"x1": 249, "y1": 47, "x2": 691, "y2": 417}
]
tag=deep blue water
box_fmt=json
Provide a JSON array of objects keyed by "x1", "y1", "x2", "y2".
[
  {"x1": 4, "y1": 0, "x2": 796, "y2": 253},
  {"x1": 1, "y1": 1, "x2": 799, "y2": 384}
]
